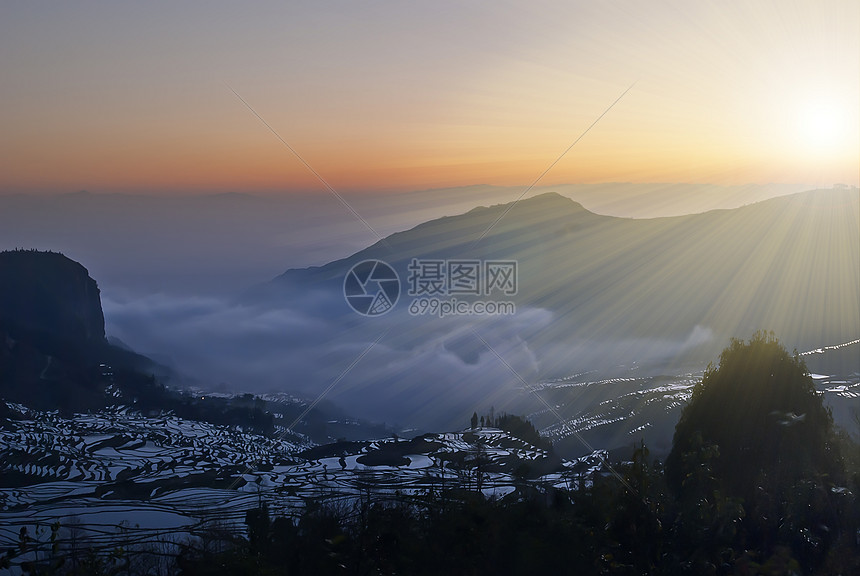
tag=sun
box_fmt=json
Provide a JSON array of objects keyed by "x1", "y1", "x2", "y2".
[
  {"x1": 796, "y1": 95, "x2": 850, "y2": 153},
  {"x1": 801, "y1": 101, "x2": 840, "y2": 147}
]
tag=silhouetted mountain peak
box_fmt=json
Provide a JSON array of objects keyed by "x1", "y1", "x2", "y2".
[
  {"x1": 520, "y1": 191, "x2": 587, "y2": 210},
  {"x1": 463, "y1": 192, "x2": 591, "y2": 222},
  {"x1": 264, "y1": 190, "x2": 604, "y2": 291}
]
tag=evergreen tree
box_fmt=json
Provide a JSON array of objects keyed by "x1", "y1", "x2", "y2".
[{"x1": 666, "y1": 331, "x2": 841, "y2": 498}]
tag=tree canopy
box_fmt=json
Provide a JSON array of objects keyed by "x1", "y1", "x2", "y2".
[{"x1": 666, "y1": 331, "x2": 842, "y2": 498}]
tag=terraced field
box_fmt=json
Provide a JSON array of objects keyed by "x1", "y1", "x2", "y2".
[
  {"x1": 529, "y1": 368, "x2": 860, "y2": 457},
  {"x1": 0, "y1": 404, "x2": 601, "y2": 570},
  {"x1": 2, "y1": 352, "x2": 855, "y2": 572}
]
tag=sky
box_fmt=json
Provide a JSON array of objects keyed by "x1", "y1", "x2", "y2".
[{"x1": 1, "y1": 0, "x2": 858, "y2": 197}]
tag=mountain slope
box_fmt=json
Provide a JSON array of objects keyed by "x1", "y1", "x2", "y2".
[
  {"x1": 264, "y1": 188, "x2": 859, "y2": 352},
  {"x1": 239, "y1": 189, "x2": 860, "y2": 438}
]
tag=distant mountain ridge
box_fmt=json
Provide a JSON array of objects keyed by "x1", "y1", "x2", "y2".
[
  {"x1": 264, "y1": 188, "x2": 860, "y2": 354},
  {"x1": 244, "y1": 188, "x2": 860, "y2": 444},
  {"x1": 270, "y1": 191, "x2": 599, "y2": 285}
]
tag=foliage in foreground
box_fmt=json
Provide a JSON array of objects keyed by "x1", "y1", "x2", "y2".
[{"x1": 176, "y1": 440, "x2": 858, "y2": 576}]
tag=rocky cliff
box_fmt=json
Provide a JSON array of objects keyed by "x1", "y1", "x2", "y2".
[{"x1": 0, "y1": 249, "x2": 106, "y2": 348}]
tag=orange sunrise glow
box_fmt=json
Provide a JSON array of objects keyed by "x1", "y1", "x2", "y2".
[{"x1": 1, "y1": 1, "x2": 857, "y2": 196}]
